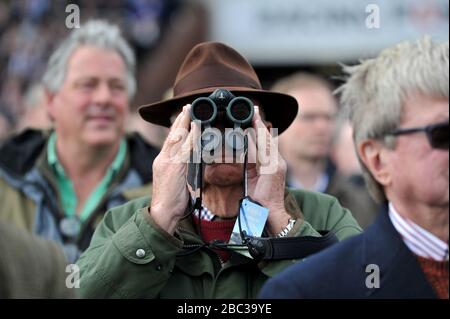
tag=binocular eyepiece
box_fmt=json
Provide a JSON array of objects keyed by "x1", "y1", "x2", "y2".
[
  {"x1": 191, "y1": 89, "x2": 254, "y2": 128},
  {"x1": 190, "y1": 89, "x2": 254, "y2": 152}
]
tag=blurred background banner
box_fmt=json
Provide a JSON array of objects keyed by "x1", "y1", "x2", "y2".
[{"x1": 206, "y1": 0, "x2": 449, "y2": 64}]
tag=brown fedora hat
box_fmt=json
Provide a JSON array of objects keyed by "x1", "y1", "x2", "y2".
[{"x1": 139, "y1": 42, "x2": 298, "y2": 134}]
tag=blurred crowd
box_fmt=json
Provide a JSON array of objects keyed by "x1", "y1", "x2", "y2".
[{"x1": 0, "y1": 0, "x2": 183, "y2": 142}]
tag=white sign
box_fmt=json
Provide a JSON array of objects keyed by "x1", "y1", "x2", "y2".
[{"x1": 205, "y1": 0, "x2": 449, "y2": 64}]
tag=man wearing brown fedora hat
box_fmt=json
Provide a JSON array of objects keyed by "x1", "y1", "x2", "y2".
[{"x1": 76, "y1": 42, "x2": 361, "y2": 299}]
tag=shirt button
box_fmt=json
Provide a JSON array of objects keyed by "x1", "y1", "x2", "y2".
[{"x1": 136, "y1": 249, "x2": 146, "y2": 258}]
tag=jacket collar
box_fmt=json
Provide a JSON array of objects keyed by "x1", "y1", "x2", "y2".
[
  {"x1": 362, "y1": 205, "x2": 437, "y2": 298},
  {"x1": 0, "y1": 129, "x2": 48, "y2": 177}
]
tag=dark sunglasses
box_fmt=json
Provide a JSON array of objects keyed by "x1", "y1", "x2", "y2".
[{"x1": 388, "y1": 121, "x2": 449, "y2": 150}]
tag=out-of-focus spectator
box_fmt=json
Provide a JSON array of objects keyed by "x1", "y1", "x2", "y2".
[
  {"x1": 0, "y1": 20, "x2": 159, "y2": 263},
  {"x1": 331, "y1": 117, "x2": 361, "y2": 178},
  {"x1": 330, "y1": 115, "x2": 380, "y2": 227},
  {"x1": 16, "y1": 83, "x2": 52, "y2": 131},
  {"x1": 0, "y1": 221, "x2": 75, "y2": 299},
  {"x1": 272, "y1": 72, "x2": 376, "y2": 228}
]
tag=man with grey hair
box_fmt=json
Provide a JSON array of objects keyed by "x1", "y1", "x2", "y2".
[
  {"x1": 0, "y1": 20, "x2": 159, "y2": 263},
  {"x1": 260, "y1": 36, "x2": 449, "y2": 298}
]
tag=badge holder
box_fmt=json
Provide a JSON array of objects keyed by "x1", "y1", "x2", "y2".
[{"x1": 226, "y1": 136, "x2": 269, "y2": 259}]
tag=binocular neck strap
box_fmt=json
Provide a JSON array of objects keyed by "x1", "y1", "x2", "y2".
[
  {"x1": 237, "y1": 136, "x2": 250, "y2": 242},
  {"x1": 243, "y1": 135, "x2": 249, "y2": 198}
]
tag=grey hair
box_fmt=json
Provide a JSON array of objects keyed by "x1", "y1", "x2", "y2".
[
  {"x1": 338, "y1": 36, "x2": 449, "y2": 202},
  {"x1": 42, "y1": 20, "x2": 136, "y2": 99}
]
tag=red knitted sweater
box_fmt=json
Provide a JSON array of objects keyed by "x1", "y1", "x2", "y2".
[
  {"x1": 415, "y1": 255, "x2": 449, "y2": 299},
  {"x1": 193, "y1": 217, "x2": 236, "y2": 263}
]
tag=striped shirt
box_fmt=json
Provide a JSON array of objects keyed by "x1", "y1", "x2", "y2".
[{"x1": 389, "y1": 203, "x2": 449, "y2": 261}]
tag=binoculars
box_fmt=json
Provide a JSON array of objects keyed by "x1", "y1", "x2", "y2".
[{"x1": 190, "y1": 89, "x2": 254, "y2": 151}]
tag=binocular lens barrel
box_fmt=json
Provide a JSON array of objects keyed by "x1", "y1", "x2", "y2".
[
  {"x1": 191, "y1": 97, "x2": 254, "y2": 125},
  {"x1": 191, "y1": 98, "x2": 217, "y2": 124},
  {"x1": 190, "y1": 90, "x2": 254, "y2": 126},
  {"x1": 227, "y1": 97, "x2": 254, "y2": 124},
  {"x1": 190, "y1": 90, "x2": 254, "y2": 151}
]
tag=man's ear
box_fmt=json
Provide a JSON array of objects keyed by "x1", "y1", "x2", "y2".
[{"x1": 358, "y1": 139, "x2": 392, "y2": 187}]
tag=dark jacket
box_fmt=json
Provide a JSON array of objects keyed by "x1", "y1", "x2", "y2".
[
  {"x1": 259, "y1": 206, "x2": 437, "y2": 299},
  {"x1": 76, "y1": 189, "x2": 362, "y2": 298},
  {"x1": 0, "y1": 221, "x2": 75, "y2": 298},
  {"x1": 0, "y1": 129, "x2": 159, "y2": 263}
]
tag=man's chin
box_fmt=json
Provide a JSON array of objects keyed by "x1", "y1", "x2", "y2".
[{"x1": 84, "y1": 131, "x2": 121, "y2": 147}]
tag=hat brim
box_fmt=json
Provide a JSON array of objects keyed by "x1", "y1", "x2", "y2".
[{"x1": 138, "y1": 86, "x2": 298, "y2": 135}]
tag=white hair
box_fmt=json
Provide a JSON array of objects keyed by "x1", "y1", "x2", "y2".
[
  {"x1": 338, "y1": 36, "x2": 449, "y2": 202},
  {"x1": 42, "y1": 20, "x2": 136, "y2": 99}
]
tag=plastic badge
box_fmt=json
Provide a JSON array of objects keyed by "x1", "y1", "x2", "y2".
[{"x1": 229, "y1": 197, "x2": 269, "y2": 245}]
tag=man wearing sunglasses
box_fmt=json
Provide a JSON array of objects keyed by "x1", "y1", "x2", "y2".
[{"x1": 260, "y1": 36, "x2": 449, "y2": 299}]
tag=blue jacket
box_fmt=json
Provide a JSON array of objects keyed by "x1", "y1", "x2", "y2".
[{"x1": 259, "y1": 207, "x2": 437, "y2": 298}]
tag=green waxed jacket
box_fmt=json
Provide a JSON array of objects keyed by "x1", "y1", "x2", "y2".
[{"x1": 77, "y1": 188, "x2": 362, "y2": 299}]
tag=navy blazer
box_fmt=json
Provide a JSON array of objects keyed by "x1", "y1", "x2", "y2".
[{"x1": 259, "y1": 207, "x2": 437, "y2": 298}]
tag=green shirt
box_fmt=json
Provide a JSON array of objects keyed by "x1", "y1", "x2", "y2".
[{"x1": 47, "y1": 133, "x2": 127, "y2": 222}]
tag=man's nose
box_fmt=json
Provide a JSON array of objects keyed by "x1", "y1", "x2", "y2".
[{"x1": 92, "y1": 83, "x2": 112, "y2": 105}]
